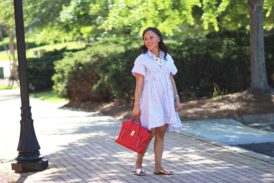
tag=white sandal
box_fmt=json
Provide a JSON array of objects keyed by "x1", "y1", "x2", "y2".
[{"x1": 132, "y1": 168, "x2": 147, "y2": 176}]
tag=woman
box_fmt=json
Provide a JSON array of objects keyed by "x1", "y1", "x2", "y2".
[{"x1": 131, "y1": 27, "x2": 182, "y2": 176}]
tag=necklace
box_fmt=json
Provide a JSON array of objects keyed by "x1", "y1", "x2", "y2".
[{"x1": 152, "y1": 54, "x2": 164, "y2": 66}]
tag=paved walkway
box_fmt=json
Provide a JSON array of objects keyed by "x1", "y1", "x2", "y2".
[{"x1": 1, "y1": 89, "x2": 274, "y2": 183}]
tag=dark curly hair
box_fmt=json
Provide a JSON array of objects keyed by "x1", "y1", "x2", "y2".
[{"x1": 140, "y1": 27, "x2": 168, "y2": 59}]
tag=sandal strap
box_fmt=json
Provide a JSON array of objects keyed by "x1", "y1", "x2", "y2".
[
  {"x1": 154, "y1": 168, "x2": 173, "y2": 175},
  {"x1": 133, "y1": 168, "x2": 146, "y2": 175}
]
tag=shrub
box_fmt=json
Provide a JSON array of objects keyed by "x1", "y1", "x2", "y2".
[
  {"x1": 93, "y1": 47, "x2": 139, "y2": 99},
  {"x1": 265, "y1": 31, "x2": 274, "y2": 88},
  {"x1": 0, "y1": 39, "x2": 45, "y2": 52},
  {"x1": 52, "y1": 40, "x2": 131, "y2": 102},
  {"x1": 27, "y1": 48, "x2": 67, "y2": 91},
  {"x1": 168, "y1": 29, "x2": 251, "y2": 98},
  {"x1": 52, "y1": 30, "x2": 274, "y2": 102}
]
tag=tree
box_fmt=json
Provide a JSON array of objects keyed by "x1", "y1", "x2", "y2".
[
  {"x1": 102, "y1": 0, "x2": 274, "y2": 92},
  {"x1": 203, "y1": 0, "x2": 273, "y2": 92},
  {"x1": 101, "y1": 0, "x2": 202, "y2": 36},
  {"x1": 2, "y1": 0, "x2": 273, "y2": 92},
  {"x1": 0, "y1": 0, "x2": 70, "y2": 80},
  {"x1": 248, "y1": 0, "x2": 271, "y2": 92},
  {"x1": 0, "y1": 0, "x2": 17, "y2": 81},
  {"x1": 23, "y1": 0, "x2": 71, "y2": 43},
  {"x1": 59, "y1": 0, "x2": 111, "y2": 41}
]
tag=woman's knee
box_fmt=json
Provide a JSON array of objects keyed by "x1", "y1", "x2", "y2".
[
  {"x1": 150, "y1": 129, "x2": 156, "y2": 140},
  {"x1": 155, "y1": 125, "x2": 167, "y2": 139}
]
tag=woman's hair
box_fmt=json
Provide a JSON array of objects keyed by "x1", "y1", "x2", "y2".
[{"x1": 141, "y1": 27, "x2": 168, "y2": 59}]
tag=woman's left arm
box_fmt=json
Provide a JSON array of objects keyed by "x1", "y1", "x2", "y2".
[{"x1": 170, "y1": 74, "x2": 181, "y2": 112}]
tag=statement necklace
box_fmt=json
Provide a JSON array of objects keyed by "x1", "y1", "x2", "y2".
[{"x1": 152, "y1": 54, "x2": 164, "y2": 66}]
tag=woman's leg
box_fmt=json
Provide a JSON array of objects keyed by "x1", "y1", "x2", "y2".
[
  {"x1": 135, "y1": 128, "x2": 156, "y2": 169},
  {"x1": 154, "y1": 124, "x2": 168, "y2": 172}
]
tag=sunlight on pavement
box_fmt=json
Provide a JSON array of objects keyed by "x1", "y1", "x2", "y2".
[{"x1": 1, "y1": 89, "x2": 274, "y2": 182}]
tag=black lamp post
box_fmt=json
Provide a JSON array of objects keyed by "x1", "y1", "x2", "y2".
[{"x1": 11, "y1": 0, "x2": 48, "y2": 172}]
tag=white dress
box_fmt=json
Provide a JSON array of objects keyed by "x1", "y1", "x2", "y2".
[{"x1": 132, "y1": 50, "x2": 182, "y2": 132}]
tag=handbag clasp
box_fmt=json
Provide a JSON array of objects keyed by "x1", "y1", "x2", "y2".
[{"x1": 130, "y1": 130, "x2": 135, "y2": 136}]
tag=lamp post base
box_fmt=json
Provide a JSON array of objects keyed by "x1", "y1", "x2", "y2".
[{"x1": 11, "y1": 158, "x2": 48, "y2": 173}]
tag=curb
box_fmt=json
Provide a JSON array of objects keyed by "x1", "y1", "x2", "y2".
[{"x1": 177, "y1": 130, "x2": 274, "y2": 165}]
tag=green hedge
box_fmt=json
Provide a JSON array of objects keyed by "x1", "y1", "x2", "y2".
[
  {"x1": 0, "y1": 38, "x2": 8, "y2": 51},
  {"x1": 52, "y1": 30, "x2": 274, "y2": 102},
  {"x1": 169, "y1": 30, "x2": 251, "y2": 98},
  {"x1": 52, "y1": 40, "x2": 134, "y2": 102},
  {"x1": 27, "y1": 48, "x2": 67, "y2": 91},
  {"x1": 265, "y1": 31, "x2": 274, "y2": 87},
  {"x1": 0, "y1": 39, "x2": 45, "y2": 52}
]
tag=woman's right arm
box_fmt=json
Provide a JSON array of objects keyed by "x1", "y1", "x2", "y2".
[{"x1": 132, "y1": 73, "x2": 144, "y2": 118}]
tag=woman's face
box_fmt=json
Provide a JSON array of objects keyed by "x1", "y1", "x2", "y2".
[{"x1": 143, "y1": 30, "x2": 160, "y2": 52}]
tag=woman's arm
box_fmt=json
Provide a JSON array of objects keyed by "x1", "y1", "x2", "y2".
[
  {"x1": 132, "y1": 73, "x2": 144, "y2": 117},
  {"x1": 170, "y1": 74, "x2": 181, "y2": 112}
]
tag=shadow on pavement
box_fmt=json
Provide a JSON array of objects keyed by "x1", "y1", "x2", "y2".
[
  {"x1": 237, "y1": 142, "x2": 274, "y2": 157},
  {"x1": 23, "y1": 118, "x2": 274, "y2": 182}
]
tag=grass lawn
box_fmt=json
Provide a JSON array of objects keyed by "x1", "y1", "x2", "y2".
[
  {"x1": 30, "y1": 90, "x2": 68, "y2": 103},
  {"x1": 0, "y1": 42, "x2": 84, "y2": 62},
  {"x1": 0, "y1": 86, "x2": 67, "y2": 103},
  {"x1": 0, "y1": 51, "x2": 10, "y2": 61},
  {"x1": 0, "y1": 85, "x2": 18, "y2": 90}
]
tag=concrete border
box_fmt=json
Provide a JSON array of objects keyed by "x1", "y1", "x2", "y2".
[{"x1": 178, "y1": 130, "x2": 274, "y2": 165}]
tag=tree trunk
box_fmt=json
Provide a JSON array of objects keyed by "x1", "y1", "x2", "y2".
[
  {"x1": 6, "y1": 28, "x2": 18, "y2": 81},
  {"x1": 248, "y1": 0, "x2": 271, "y2": 92}
]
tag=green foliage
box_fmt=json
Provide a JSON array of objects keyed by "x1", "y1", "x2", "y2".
[
  {"x1": 53, "y1": 29, "x2": 274, "y2": 102},
  {"x1": 0, "y1": 85, "x2": 18, "y2": 90},
  {"x1": 0, "y1": 1, "x2": 14, "y2": 29},
  {"x1": 53, "y1": 47, "x2": 97, "y2": 99},
  {"x1": 212, "y1": 83, "x2": 227, "y2": 98},
  {"x1": 265, "y1": 31, "x2": 274, "y2": 87},
  {"x1": 27, "y1": 28, "x2": 74, "y2": 45},
  {"x1": 2, "y1": 0, "x2": 273, "y2": 45},
  {"x1": 30, "y1": 91, "x2": 68, "y2": 103},
  {"x1": 102, "y1": 0, "x2": 202, "y2": 36},
  {"x1": 93, "y1": 45, "x2": 138, "y2": 99},
  {"x1": 1, "y1": 0, "x2": 274, "y2": 101},
  {"x1": 59, "y1": 0, "x2": 109, "y2": 40},
  {"x1": 52, "y1": 39, "x2": 131, "y2": 101},
  {"x1": 168, "y1": 29, "x2": 252, "y2": 98},
  {"x1": 0, "y1": 38, "x2": 45, "y2": 51},
  {"x1": 201, "y1": 0, "x2": 230, "y2": 31},
  {"x1": 0, "y1": 37, "x2": 9, "y2": 51},
  {"x1": 0, "y1": 42, "x2": 82, "y2": 61},
  {"x1": 27, "y1": 48, "x2": 67, "y2": 91},
  {"x1": 264, "y1": 0, "x2": 274, "y2": 30},
  {"x1": 101, "y1": 0, "x2": 274, "y2": 37},
  {"x1": 23, "y1": 0, "x2": 71, "y2": 28}
]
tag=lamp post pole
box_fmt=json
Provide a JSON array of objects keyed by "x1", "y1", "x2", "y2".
[{"x1": 11, "y1": 0, "x2": 48, "y2": 173}]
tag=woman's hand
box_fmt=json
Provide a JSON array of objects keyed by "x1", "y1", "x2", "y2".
[{"x1": 132, "y1": 104, "x2": 141, "y2": 118}]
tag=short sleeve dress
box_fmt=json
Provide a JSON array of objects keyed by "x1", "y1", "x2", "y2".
[{"x1": 131, "y1": 50, "x2": 182, "y2": 132}]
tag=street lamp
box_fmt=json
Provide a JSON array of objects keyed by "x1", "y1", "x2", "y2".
[{"x1": 11, "y1": 0, "x2": 48, "y2": 172}]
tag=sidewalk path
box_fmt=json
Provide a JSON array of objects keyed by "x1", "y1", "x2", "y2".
[{"x1": 1, "y1": 89, "x2": 274, "y2": 183}]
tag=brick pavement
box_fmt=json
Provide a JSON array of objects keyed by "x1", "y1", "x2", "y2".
[{"x1": 1, "y1": 89, "x2": 274, "y2": 183}]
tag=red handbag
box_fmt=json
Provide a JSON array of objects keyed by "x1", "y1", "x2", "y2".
[{"x1": 115, "y1": 118, "x2": 151, "y2": 154}]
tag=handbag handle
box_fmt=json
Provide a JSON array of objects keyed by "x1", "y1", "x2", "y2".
[
  {"x1": 132, "y1": 117, "x2": 140, "y2": 124},
  {"x1": 130, "y1": 117, "x2": 141, "y2": 134}
]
